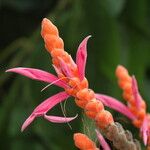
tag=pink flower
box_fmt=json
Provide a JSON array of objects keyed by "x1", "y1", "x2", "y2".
[
  {"x1": 6, "y1": 34, "x2": 111, "y2": 148},
  {"x1": 95, "y1": 129, "x2": 111, "y2": 150},
  {"x1": 6, "y1": 36, "x2": 90, "y2": 131},
  {"x1": 96, "y1": 75, "x2": 149, "y2": 146}
]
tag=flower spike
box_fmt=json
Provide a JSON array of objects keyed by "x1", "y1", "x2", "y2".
[
  {"x1": 7, "y1": 18, "x2": 142, "y2": 150},
  {"x1": 116, "y1": 65, "x2": 148, "y2": 146},
  {"x1": 132, "y1": 76, "x2": 141, "y2": 108}
]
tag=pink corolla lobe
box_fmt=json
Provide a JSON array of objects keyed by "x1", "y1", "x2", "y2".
[
  {"x1": 21, "y1": 91, "x2": 74, "y2": 131},
  {"x1": 58, "y1": 57, "x2": 73, "y2": 77},
  {"x1": 76, "y1": 36, "x2": 91, "y2": 81},
  {"x1": 95, "y1": 94, "x2": 136, "y2": 120},
  {"x1": 6, "y1": 67, "x2": 67, "y2": 88},
  {"x1": 140, "y1": 116, "x2": 148, "y2": 145},
  {"x1": 132, "y1": 76, "x2": 142, "y2": 108},
  {"x1": 44, "y1": 114, "x2": 78, "y2": 123},
  {"x1": 95, "y1": 129, "x2": 111, "y2": 150}
]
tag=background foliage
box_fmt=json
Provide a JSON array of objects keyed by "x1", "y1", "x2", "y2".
[{"x1": 1, "y1": 0, "x2": 150, "y2": 149}]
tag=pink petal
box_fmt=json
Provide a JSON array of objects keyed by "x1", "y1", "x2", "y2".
[
  {"x1": 58, "y1": 57, "x2": 72, "y2": 77},
  {"x1": 33, "y1": 92, "x2": 69, "y2": 113},
  {"x1": 76, "y1": 36, "x2": 91, "y2": 80},
  {"x1": 21, "y1": 115, "x2": 35, "y2": 132},
  {"x1": 53, "y1": 65, "x2": 62, "y2": 76},
  {"x1": 95, "y1": 129, "x2": 111, "y2": 150},
  {"x1": 6, "y1": 67, "x2": 67, "y2": 88},
  {"x1": 140, "y1": 116, "x2": 148, "y2": 145},
  {"x1": 21, "y1": 91, "x2": 70, "y2": 131},
  {"x1": 44, "y1": 114, "x2": 78, "y2": 123},
  {"x1": 96, "y1": 94, "x2": 136, "y2": 120},
  {"x1": 132, "y1": 76, "x2": 141, "y2": 108}
]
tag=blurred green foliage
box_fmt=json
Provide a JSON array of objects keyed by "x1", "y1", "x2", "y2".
[{"x1": 1, "y1": 0, "x2": 150, "y2": 149}]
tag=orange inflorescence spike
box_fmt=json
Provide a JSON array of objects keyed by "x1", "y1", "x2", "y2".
[
  {"x1": 41, "y1": 18, "x2": 115, "y2": 148},
  {"x1": 116, "y1": 65, "x2": 146, "y2": 128},
  {"x1": 41, "y1": 18, "x2": 114, "y2": 131},
  {"x1": 73, "y1": 133, "x2": 100, "y2": 150}
]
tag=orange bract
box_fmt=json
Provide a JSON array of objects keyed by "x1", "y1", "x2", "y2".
[
  {"x1": 41, "y1": 18, "x2": 114, "y2": 148},
  {"x1": 74, "y1": 133, "x2": 99, "y2": 150},
  {"x1": 41, "y1": 18, "x2": 58, "y2": 38},
  {"x1": 95, "y1": 110, "x2": 114, "y2": 129},
  {"x1": 85, "y1": 99, "x2": 104, "y2": 119}
]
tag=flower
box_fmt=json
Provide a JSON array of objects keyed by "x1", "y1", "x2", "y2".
[
  {"x1": 115, "y1": 65, "x2": 149, "y2": 145},
  {"x1": 6, "y1": 18, "x2": 114, "y2": 131},
  {"x1": 6, "y1": 18, "x2": 115, "y2": 149},
  {"x1": 96, "y1": 65, "x2": 149, "y2": 146},
  {"x1": 6, "y1": 18, "x2": 141, "y2": 149},
  {"x1": 6, "y1": 67, "x2": 77, "y2": 132},
  {"x1": 6, "y1": 18, "x2": 93, "y2": 132}
]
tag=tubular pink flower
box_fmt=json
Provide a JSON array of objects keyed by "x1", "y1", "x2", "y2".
[
  {"x1": 44, "y1": 114, "x2": 78, "y2": 123},
  {"x1": 140, "y1": 116, "x2": 148, "y2": 145},
  {"x1": 6, "y1": 67, "x2": 67, "y2": 88},
  {"x1": 95, "y1": 94, "x2": 136, "y2": 120},
  {"x1": 58, "y1": 57, "x2": 73, "y2": 77},
  {"x1": 132, "y1": 76, "x2": 142, "y2": 108},
  {"x1": 21, "y1": 91, "x2": 70, "y2": 131},
  {"x1": 76, "y1": 36, "x2": 91, "y2": 80},
  {"x1": 21, "y1": 115, "x2": 35, "y2": 132},
  {"x1": 95, "y1": 129, "x2": 111, "y2": 150}
]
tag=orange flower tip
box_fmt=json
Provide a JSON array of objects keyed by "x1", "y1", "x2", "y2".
[
  {"x1": 42, "y1": 18, "x2": 50, "y2": 24},
  {"x1": 115, "y1": 65, "x2": 123, "y2": 74},
  {"x1": 41, "y1": 18, "x2": 59, "y2": 38},
  {"x1": 115, "y1": 65, "x2": 128, "y2": 77},
  {"x1": 73, "y1": 133, "x2": 81, "y2": 139},
  {"x1": 73, "y1": 133, "x2": 97, "y2": 149}
]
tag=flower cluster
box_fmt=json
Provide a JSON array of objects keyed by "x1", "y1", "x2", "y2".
[
  {"x1": 116, "y1": 65, "x2": 149, "y2": 149},
  {"x1": 6, "y1": 18, "x2": 147, "y2": 150}
]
